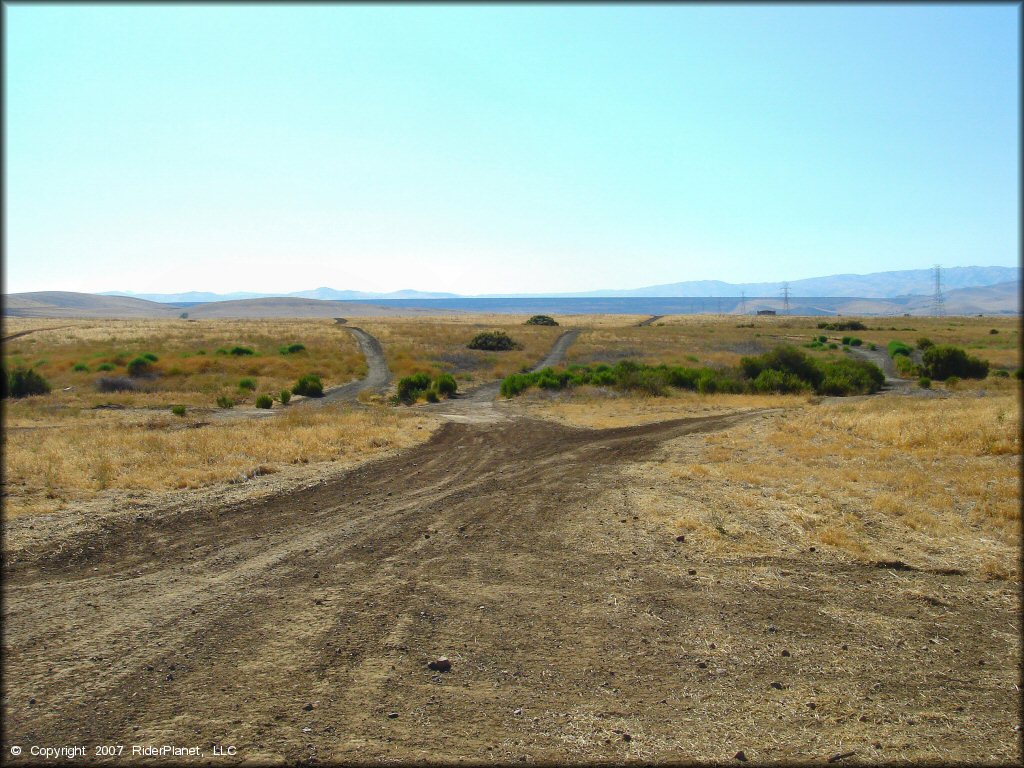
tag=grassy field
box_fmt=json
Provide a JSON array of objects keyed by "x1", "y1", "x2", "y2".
[
  {"x1": 566, "y1": 313, "x2": 1021, "y2": 374},
  {"x1": 520, "y1": 387, "x2": 1019, "y2": 581},
  {"x1": 2, "y1": 317, "x2": 364, "y2": 409},
  {"x1": 356, "y1": 315, "x2": 565, "y2": 383}
]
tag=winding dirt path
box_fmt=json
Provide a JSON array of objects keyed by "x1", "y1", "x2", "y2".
[{"x1": 313, "y1": 327, "x2": 392, "y2": 405}]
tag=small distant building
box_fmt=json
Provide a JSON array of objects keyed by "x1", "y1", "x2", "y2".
[{"x1": 756, "y1": 309, "x2": 777, "y2": 316}]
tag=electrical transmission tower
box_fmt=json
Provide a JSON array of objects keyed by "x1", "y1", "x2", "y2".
[
  {"x1": 932, "y1": 264, "x2": 945, "y2": 316},
  {"x1": 781, "y1": 282, "x2": 791, "y2": 315},
  {"x1": 740, "y1": 291, "x2": 747, "y2": 315}
]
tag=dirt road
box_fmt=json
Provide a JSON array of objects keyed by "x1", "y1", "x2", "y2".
[
  {"x1": 637, "y1": 315, "x2": 664, "y2": 327},
  {"x1": 3, "y1": 401, "x2": 1019, "y2": 764}
]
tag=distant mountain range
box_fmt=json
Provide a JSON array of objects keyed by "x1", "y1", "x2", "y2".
[{"x1": 102, "y1": 266, "x2": 1018, "y2": 303}]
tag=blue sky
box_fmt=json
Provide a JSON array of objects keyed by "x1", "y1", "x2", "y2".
[{"x1": 5, "y1": 4, "x2": 1019, "y2": 295}]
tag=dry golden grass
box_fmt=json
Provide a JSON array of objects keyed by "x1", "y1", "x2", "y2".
[
  {"x1": 3, "y1": 404, "x2": 437, "y2": 518},
  {"x1": 582, "y1": 392, "x2": 1021, "y2": 579},
  {"x1": 2, "y1": 318, "x2": 364, "y2": 408},
  {"x1": 357, "y1": 316, "x2": 563, "y2": 383}
]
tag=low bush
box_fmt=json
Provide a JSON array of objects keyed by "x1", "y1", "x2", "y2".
[
  {"x1": 72, "y1": 362, "x2": 90, "y2": 372},
  {"x1": 239, "y1": 377, "x2": 257, "y2": 391},
  {"x1": 525, "y1": 315, "x2": 558, "y2": 326},
  {"x1": 849, "y1": 337, "x2": 863, "y2": 347},
  {"x1": 279, "y1": 343, "x2": 306, "y2": 354},
  {"x1": 97, "y1": 362, "x2": 115, "y2": 371},
  {"x1": 255, "y1": 394, "x2": 273, "y2": 409},
  {"x1": 921, "y1": 344, "x2": 989, "y2": 380},
  {"x1": 435, "y1": 373, "x2": 458, "y2": 397},
  {"x1": 127, "y1": 357, "x2": 154, "y2": 377},
  {"x1": 817, "y1": 335, "x2": 827, "y2": 343},
  {"x1": 828, "y1": 342, "x2": 838, "y2": 349},
  {"x1": 216, "y1": 395, "x2": 234, "y2": 409},
  {"x1": 279, "y1": 389, "x2": 291, "y2": 404},
  {"x1": 946, "y1": 376, "x2": 960, "y2": 388},
  {"x1": 229, "y1": 346, "x2": 255, "y2": 356},
  {"x1": 397, "y1": 373, "x2": 432, "y2": 403},
  {"x1": 917, "y1": 337, "x2": 934, "y2": 349},
  {"x1": 171, "y1": 404, "x2": 187, "y2": 417},
  {"x1": 887, "y1": 341, "x2": 913, "y2": 358},
  {"x1": 468, "y1": 331, "x2": 520, "y2": 351},
  {"x1": 989, "y1": 328, "x2": 999, "y2": 335},
  {"x1": 95, "y1": 376, "x2": 136, "y2": 393},
  {"x1": 918, "y1": 376, "x2": 931, "y2": 389},
  {"x1": 817, "y1": 320, "x2": 866, "y2": 331},
  {"x1": 142, "y1": 352, "x2": 158, "y2": 362},
  {"x1": 292, "y1": 374, "x2": 324, "y2": 397},
  {"x1": 993, "y1": 369, "x2": 1009, "y2": 378},
  {"x1": 7, "y1": 367, "x2": 51, "y2": 398},
  {"x1": 424, "y1": 388, "x2": 440, "y2": 403}
]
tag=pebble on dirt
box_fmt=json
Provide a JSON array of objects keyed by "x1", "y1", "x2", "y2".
[
  {"x1": 734, "y1": 750, "x2": 747, "y2": 761},
  {"x1": 303, "y1": 703, "x2": 314, "y2": 711},
  {"x1": 428, "y1": 657, "x2": 452, "y2": 672},
  {"x1": 387, "y1": 712, "x2": 399, "y2": 719}
]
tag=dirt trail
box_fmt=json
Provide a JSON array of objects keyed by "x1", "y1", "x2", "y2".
[
  {"x1": 2, "y1": 325, "x2": 75, "y2": 342},
  {"x1": 3, "y1": 406, "x2": 1017, "y2": 764},
  {"x1": 313, "y1": 327, "x2": 392, "y2": 405},
  {"x1": 637, "y1": 315, "x2": 664, "y2": 327}
]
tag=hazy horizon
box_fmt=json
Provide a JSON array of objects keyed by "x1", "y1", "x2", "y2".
[{"x1": 6, "y1": 5, "x2": 1020, "y2": 295}]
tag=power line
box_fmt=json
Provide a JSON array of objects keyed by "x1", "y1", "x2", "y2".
[
  {"x1": 932, "y1": 264, "x2": 945, "y2": 317},
  {"x1": 781, "y1": 282, "x2": 791, "y2": 315}
]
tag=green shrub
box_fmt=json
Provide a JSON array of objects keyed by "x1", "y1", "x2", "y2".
[
  {"x1": 921, "y1": 344, "x2": 989, "y2": 380},
  {"x1": 435, "y1": 373, "x2": 458, "y2": 397},
  {"x1": 918, "y1": 376, "x2": 931, "y2": 389},
  {"x1": 916, "y1": 337, "x2": 934, "y2": 350},
  {"x1": 989, "y1": 328, "x2": 999, "y2": 335},
  {"x1": 945, "y1": 375, "x2": 960, "y2": 388},
  {"x1": 142, "y1": 352, "x2": 158, "y2": 362},
  {"x1": 869, "y1": 343, "x2": 878, "y2": 351},
  {"x1": 828, "y1": 342, "x2": 838, "y2": 349},
  {"x1": 849, "y1": 338, "x2": 863, "y2": 347},
  {"x1": 468, "y1": 331, "x2": 519, "y2": 351},
  {"x1": 841, "y1": 336, "x2": 852, "y2": 346},
  {"x1": 216, "y1": 395, "x2": 234, "y2": 409},
  {"x1": 239, "y1": 377, "x2": 257, "y2": 391},
  {"x1": 887, "y1": 341, "x2": 913, "y2": 358},
  {"x1": 229, "y1": 346, "x2": 254, "y2": 356},
  {"x1": 397, "y1": 373, "x2": 432, "y2": 403},
  {"x1": 993, "y1": 369, "x2": 1010, "y2": 378},
  {"x1": 171, "y1": 404, "x2": 187, "y2": 416},
  {"x1": 96, "y1": 362, "x2": 115, "y2": 371},
  {"x1": 817, "y1": 320, "x2": 866, "y2": 331},
  {"x1": 255, "y1": 394, "x2": 273, "y2": 409},
  {"x1": 215, "y1": 348, "x2": 228, "y2": 355},
  {"x1": 894, "y1": 355, "x2": 920, "y2": 377},
  {"x1": 127, "y1": 357, "x2": 153, "y2": 377},
  {"x1": 72, "y1": 362, "x2": 90, "y2": 372},
  {"x1": 525, "y1": 315, "x2": 558, "y2": 326},
  {"x1": 751, "y1": 368, "x2": 808, "y2": 394},
  {"x1": 817, "y1": 335, "x2": 827, "y2": 343},
  {"x1": 280, "y1": 389, "x2": 291, "y2": 404},
  {"x1": 424, "y1": 388, "x2": 440, "y2": 403},
  {"x1": 279, "y1": 343, "x2": 306, "y2": 354},
  {"x1": 740, "y1": 346, "x2": 824, "y2": 388},
  {"x1": 7, "y1": 367, "x2": 51, "y2": 398},
  {"x1": 292, "y1": 374, "x2": 324, "y2": 397}
]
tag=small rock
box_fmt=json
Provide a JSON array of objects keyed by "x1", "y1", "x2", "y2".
[
  {"x1": 841, "y1": 644, "x2": 848, "y2": 650},
  {"x1": 770, "y1": 681, "x2": 784, "y2": 690},
  {"x1": 29, "y1": 698, "x2": 36, "y2": 705},
  {"x1": 807, "y1": 702, "x2": 816, "y2": 709},
  {"x1": 781, "y1": 649, "x2": 790, "y2": 657},
  {"x1": 165, "y1": 673, "x2": 174, "y2": 682},
  {"x1": 303, "y1": 703, "x2": 314, "y2": 711},
  {"x1": 387, "y1": 712, "x2": 399, "y2": 719},
  {"x1": 428, "y1": 657, "x2": 452, "y2": 673},
  {"x1": 734, "y1": 750, "x2": 748, "y2": 762},
  {"x1": 675, "y1": 535, "x2": 686, "y2": 542},
  {"x1": 513, "y1": 708, "x2": 522, "y2": 716},
  {"x1": 709, "y1": 643, "x2": 716, "y2": 649},
  {"x1": 809, "y1": 546, "x2": 816, "y2": 552},
  {"x1": 688, "y1": 569, "x2": 697, "y2": 576},
  {"x1": 622, "y1": 734, "x2": 632, "y2": 743},
  {"x1": 768, "y1": 625, "x2": 777, "y2": 633},
  {"x1": 697, "y1": 662, "x2": 708, "y2": 669}
]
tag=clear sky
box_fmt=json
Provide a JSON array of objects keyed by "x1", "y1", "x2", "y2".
[{"x1": 5, "y1": 4, "x2": 1020, "y2": 295}]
